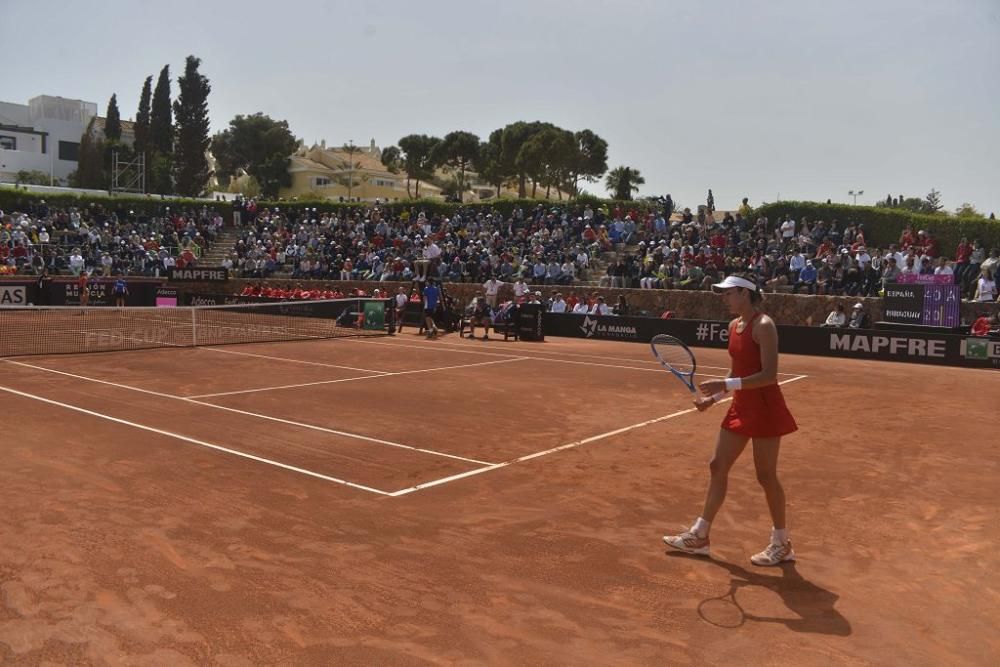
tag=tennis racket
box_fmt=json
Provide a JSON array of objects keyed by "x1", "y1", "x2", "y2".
[{"x1": 650, "y1": 334, "x2": 698, "y2": 394}]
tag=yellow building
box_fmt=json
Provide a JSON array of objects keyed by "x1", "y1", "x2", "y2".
[
  {"x1": 279, "y1": 139, "x2": 444, "y2": 202},
  {"x1": 278, "y1": 138, "x2": 574, "y2": 203}
]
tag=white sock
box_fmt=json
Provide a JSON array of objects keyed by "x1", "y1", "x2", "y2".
[
  {"x1": 772, "y1": 527, "x2": 788, "y2": 544},
  {"x1": 691, "y1": 517, "x2": 710, "y2": 538}
]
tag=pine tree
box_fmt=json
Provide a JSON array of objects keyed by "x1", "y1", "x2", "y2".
[
  {"x1": 104, "y1": 94, "x2": 121, "y2": 142},
  {"x1": 924, "y1": 188, "x2": 943, "y2": 213},
  {"x1": 172, "y1": 55, "x2": 212, "y2": 196},
  {"x1": 149, "y1": 65, "x2": 173, "y2": 192}
]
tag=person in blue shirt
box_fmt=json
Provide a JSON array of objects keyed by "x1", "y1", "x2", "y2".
[
  {"x1": 113, "y1": 276, "x2": 129, "y2": 307},
  {"x1": 422, "y1": 279, "x2": 441, "y2": 338},
  {"x1": 792, "y1": 260, "x2": 818, "y2": 295}
]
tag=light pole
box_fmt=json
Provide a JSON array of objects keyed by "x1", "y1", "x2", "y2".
[{"x1": 848, "y1": 189, "x2": 864, "y2": 205}]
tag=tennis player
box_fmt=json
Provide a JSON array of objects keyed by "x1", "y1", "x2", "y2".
[
  {"x1": 78, "y1": 271, "x2": 90, "y2": 308},
  {"x1": 663, "y1": 273, "x2": 798, "y2": 566},
  {"x1": 422, "y1": 279, "x2": 441, "y2": 339},
  {"x1": 113, "y1": 275, "x2": 129, "y2": 307}
]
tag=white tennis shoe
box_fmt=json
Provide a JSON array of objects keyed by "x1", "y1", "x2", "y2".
[
  {"x1": 663, "y1": 530, "x2": 711, "y2": 556},
  {"x1": 750, "y1": 540, "x2": 795, "y2": 567}
]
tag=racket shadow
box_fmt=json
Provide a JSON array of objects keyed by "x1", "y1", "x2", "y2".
[{"x1": 664, "y1": 551, "x2": 852, "y2": 636}]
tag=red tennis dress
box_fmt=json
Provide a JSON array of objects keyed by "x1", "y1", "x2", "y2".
[{"x1": 721, "y1": 313, "x2": 797, "y2": 437}]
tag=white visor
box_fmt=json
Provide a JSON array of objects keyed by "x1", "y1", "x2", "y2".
[{"x1": 711, "y1": 275, "x2": 758, "y2": 293}]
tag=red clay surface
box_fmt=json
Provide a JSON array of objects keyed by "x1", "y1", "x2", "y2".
[{"x1": 1, "y1": 332, "x2": 997, "y2": 665}]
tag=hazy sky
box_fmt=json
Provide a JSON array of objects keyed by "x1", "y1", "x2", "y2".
[{"x1": 3, "y1": 0, "x2": 998, "y2": 213}]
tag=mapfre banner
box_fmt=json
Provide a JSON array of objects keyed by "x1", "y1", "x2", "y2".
[{"x1": 168, "y1": 267, "x2": 230, "y2": 282}]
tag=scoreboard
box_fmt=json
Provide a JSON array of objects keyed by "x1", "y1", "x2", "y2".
[{"x1": 884, "y1": 282, "x2": 961, "y2": 327}]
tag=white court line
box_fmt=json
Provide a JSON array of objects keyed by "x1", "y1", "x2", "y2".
[
  {"x1": 0, "y1": 384, "x2": 392, "y2": 496},
  {"x1": 187, "y1": 356, "x2": 529, "y2": 398},
  {"x1": 199, "y1": 346, "x2": 391, "y2": 375},
  {"x1": 344, "y1": 337, "x2": 766, "y2": 378},
  {"x1": 528, "y1": 355, "x2": 729, "y2": 379},
  {"x1": 388, "y1": 374, "x2": 810, "y2": 496},
  {"x1": 4, "y1": 359, "x2": 494, "y2": 466},
  {"x1": 386, "y1": 336, "x2": 748, "y2": 373}
]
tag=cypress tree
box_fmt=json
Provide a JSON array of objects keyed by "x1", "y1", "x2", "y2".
[
  {"x1": 134, "y1": 76, "x2": 152, "y2": 156},
  {"x1": 149, "y1": 66, "x2": 173, "y2": 153},
  {"x1": 172, "y1": 55, "x2": 212, "y2": 196},
  {"x1": 149, "y1": 65, "x2": 173, "y2": 192},
  {"x1": 104, "y1": 94, "x2": 121, "y2": 142}
]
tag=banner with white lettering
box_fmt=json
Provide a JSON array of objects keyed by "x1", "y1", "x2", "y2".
[
  {"x1": 542, "y1": 313, "x2": 996, "y2": 369},
  {"x1": 168, "y1": 267, "x2": 230, "y2": 282}
]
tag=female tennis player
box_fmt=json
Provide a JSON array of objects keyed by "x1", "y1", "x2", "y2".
[{"x1": 663, "y1": 273, "x2": 798, "y2": 566}]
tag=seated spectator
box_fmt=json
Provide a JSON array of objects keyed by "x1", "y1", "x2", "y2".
[
  {"x1": 765, "y1": 257, "x2": 791, "y2": 292},
  {"x1": 793, "y1": 260, "x2": 818, "y2": 294},
  {"x1": 899, "y1": 255, "x2": 918, "y2": 277},
  {"x1": 565, "y1": 290, "x2": 579, "y2": 312},
  {"x1": 843, "y1": 257, "x2": 863, "y2": 296},
  {"x1": 821, "y1": 303, "x2": 846, "y2": 327},
  {"x1": 880, "y1": 257, "x2": 901, "y2": 293},
  {"x1": 466, "y1": 294, "x2": 493, "y2": 340},
  {"x1": 933, "y1": 256, "x2": 953, "y2": 280},
  {"x1": 677, "y1": 260, "x2": 704, "y2": 289},
  {"x1": 971, "y1": 312, "x2": 991, "y2": 336},
  {"x1": 613, "y1": 294, "x2": 629, "y2": 316},
  {"x1": 550, "y1": 293, "x2": 568, "y2": 313},
  {"x1": 848, "y1": 302, "x2": 870, "y2": 329},
  {"x1": 788, "y1": 247, "x2": 806, "y2": 283},
  {"x1": 973, "y1": 268, "x2": 997, "y2": 303},
  {"x1": 590, "y1": 295, "x2": 611, "y2": 315}
]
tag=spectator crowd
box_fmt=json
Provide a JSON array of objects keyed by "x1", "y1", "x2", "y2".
[
  {"x1": 225, "y1": 197, "x2": 999, "y2": 304},
  {"x1": 3, "y1": 195, "x2": 998, "y2": 309},
  {"x1": 0, "y1": 199, "x2": 222, "y2": 277}
]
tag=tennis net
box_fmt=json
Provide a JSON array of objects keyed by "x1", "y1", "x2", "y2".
[{"x1": 0, "y1": 298, "x2": 393, "y2": 357}]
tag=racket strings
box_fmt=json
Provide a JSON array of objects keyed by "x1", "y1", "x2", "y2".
[{"x1": 654, "y1": 341, "x2": 695, "y2": 374}]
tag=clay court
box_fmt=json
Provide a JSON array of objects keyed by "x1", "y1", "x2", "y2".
[{"x1": 1, "y1": 330, "x2": 997, "y2": 666}]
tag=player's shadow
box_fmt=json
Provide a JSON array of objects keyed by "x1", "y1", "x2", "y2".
[{"x1": 665, "y1": 551, "x2": 851, "y2": 636}]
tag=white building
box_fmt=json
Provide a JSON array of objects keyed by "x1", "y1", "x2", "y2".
[{"x1": 0, "y1": 95, "x2": 97, "y2": 184}]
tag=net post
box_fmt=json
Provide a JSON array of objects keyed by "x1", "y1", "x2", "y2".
[
  {"x1": 386, "y1": 297, "x2": 395, "y2": 335},
  {"x1": 191, "y1": 307, "x2": 198, "y2": 347}
]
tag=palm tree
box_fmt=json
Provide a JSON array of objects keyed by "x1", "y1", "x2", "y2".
[{"x1": 605, "y1": 166, "x2": 645, "y2": 200}]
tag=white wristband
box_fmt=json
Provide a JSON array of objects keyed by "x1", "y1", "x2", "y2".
[
  {"x1": 711, "y1": 392, "x2": 726, "y2": 403},
  {"x1": 724, "y1": 377, "x2": 742, "y2": 392}
]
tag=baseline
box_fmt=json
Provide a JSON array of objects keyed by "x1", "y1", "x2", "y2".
[{"x1": 344, "y1": 339, "x2": 720, "y2": 376}]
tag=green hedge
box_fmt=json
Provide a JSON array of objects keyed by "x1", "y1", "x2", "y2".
[
  {"x1": 0, "y1": 186, "x2": 233, "y2": 224},
  {"x1": 1, "y1": 187, "x2": 659, "y2": 225},
  {"x1": 250, "y1": 195, "x2": 657, "y2": 220},
  {"x1": 754, "y1": 201, "x2": 1000, "y2": 255}
]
